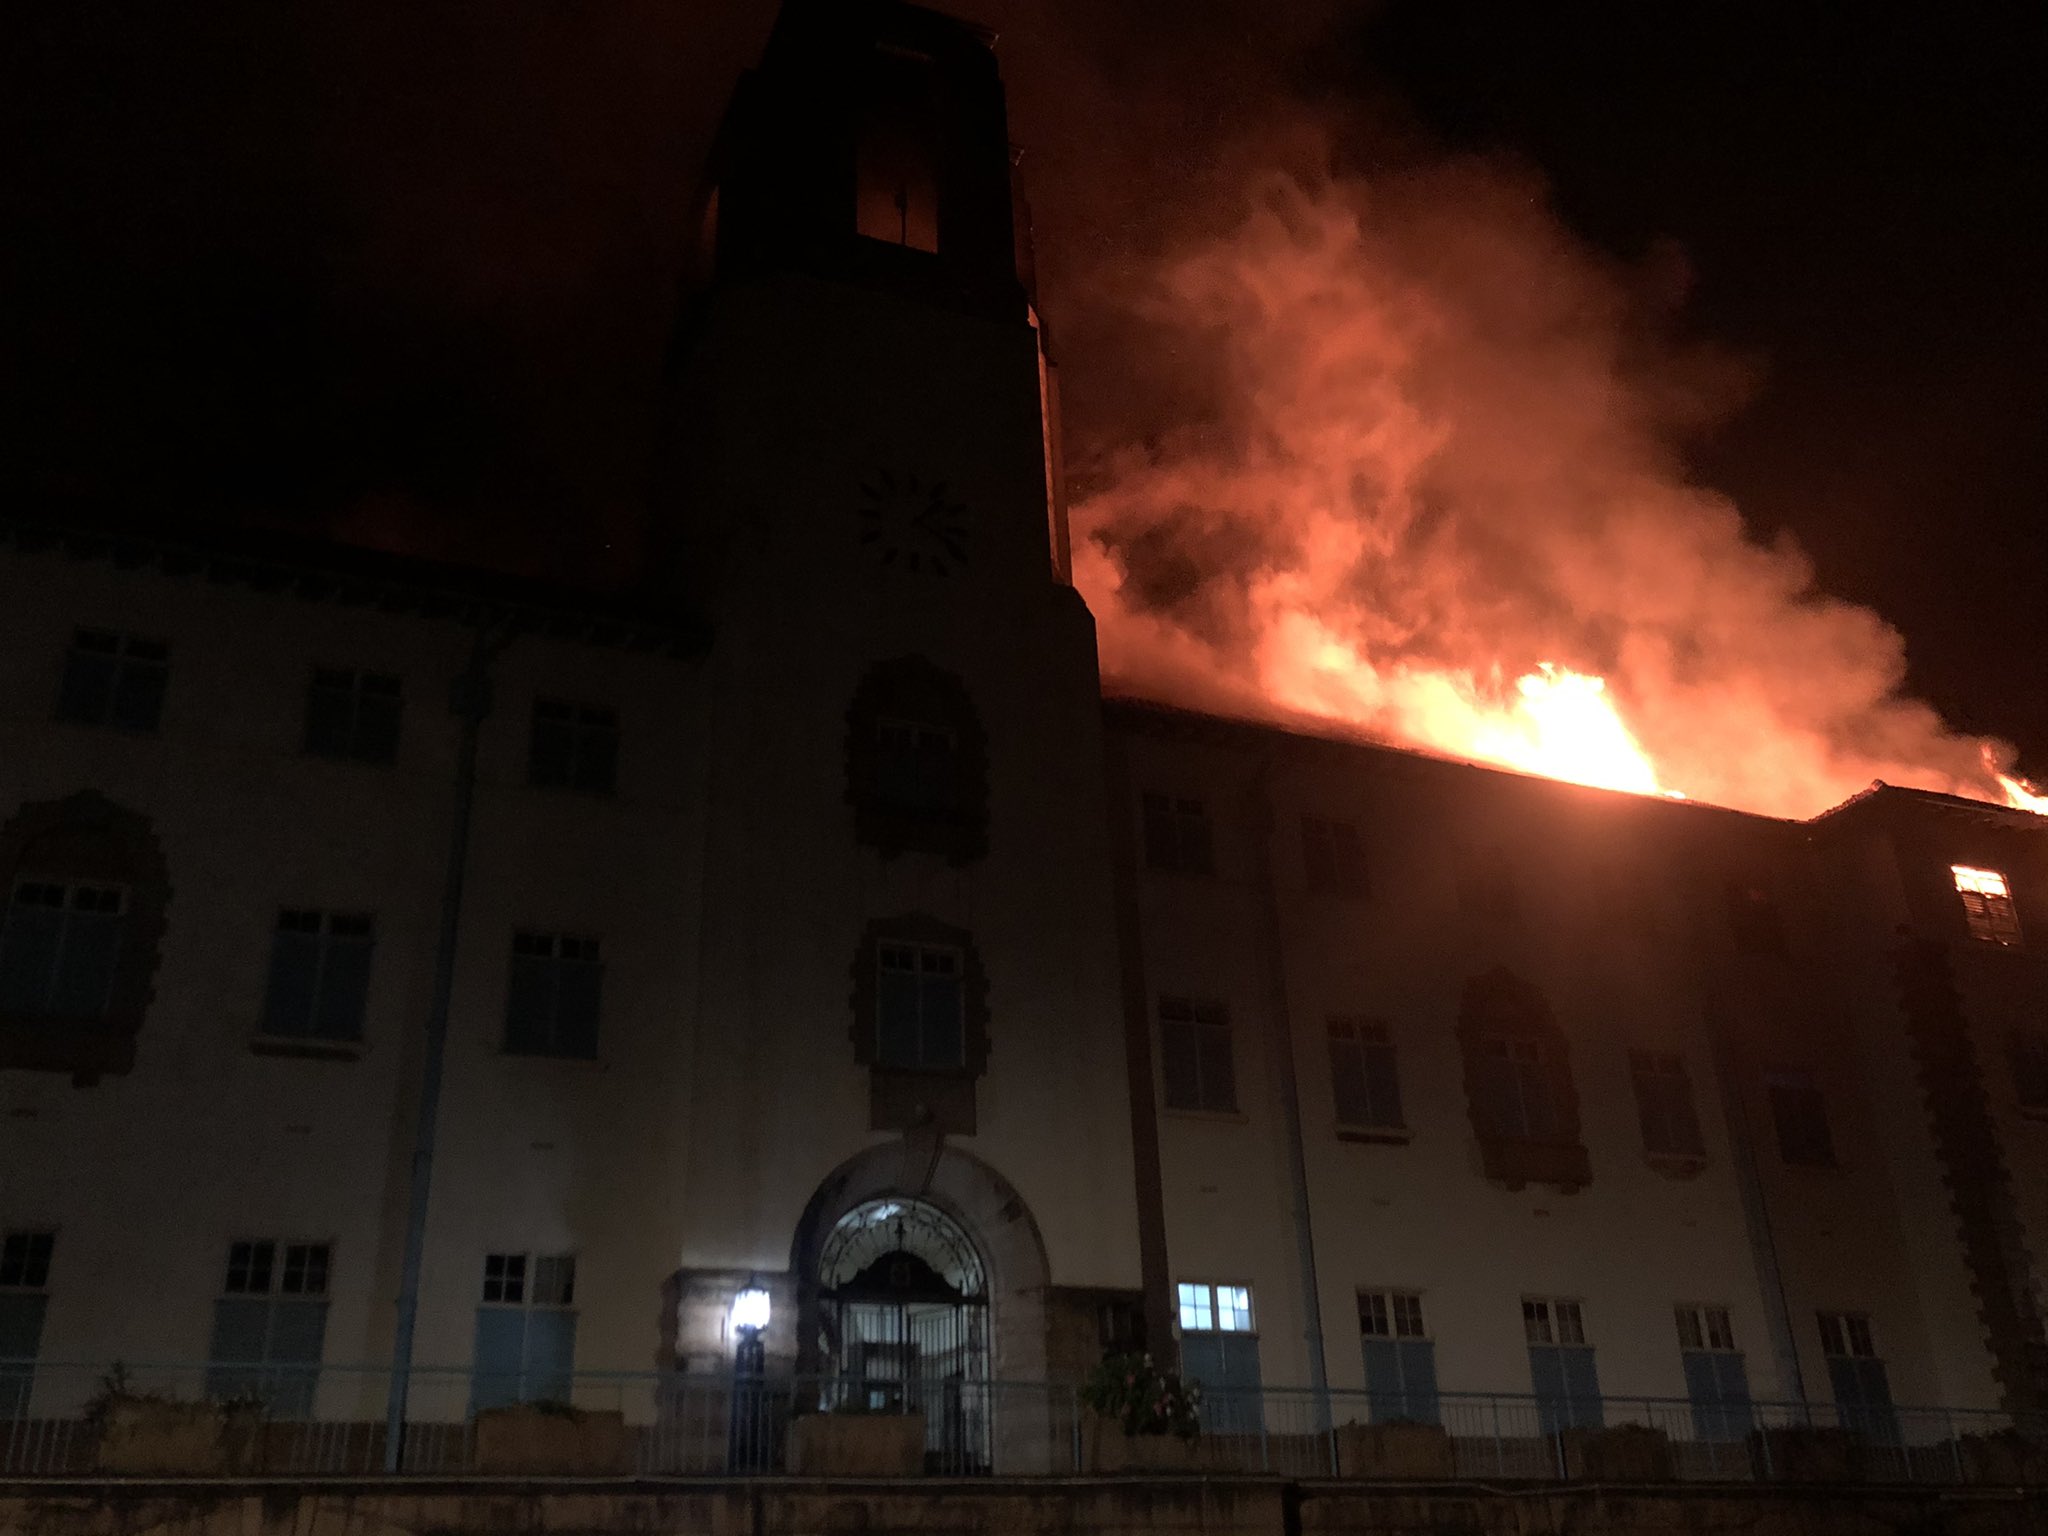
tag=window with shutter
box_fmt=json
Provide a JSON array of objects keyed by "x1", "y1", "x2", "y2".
[
  {"x1": 1328, "y1": 1017, "x2": 1405, "y2": 1134},
  {"x1": 1358, "y1": 1289, "x2": 1438, "y2": 1423},
  {"x1": 205, "y1": 1240, "x2": 330, "y2": 1416},
  {"x1": 505, "y1": 933, "x2": 603, "y2": 1059},
  {"x1": 259, "y1": 911, "x2": 374, "y2": 1048},
  {"x1": 1818, "y1": 1310, "x2": 1899, "y2": 1443},
  {"x1": 1630, "y1": 1051, "x2": 1706, "y2": 1161},
  {"x1": 1160, "y1": 998, "x2": 1237, "y2": 1113},
  {"x1": 1524, "y1": 1297, "x2": 1602, "y2": 1432},
  {"x1": 1953, "y1": 866, "x2": 2023, "y2": 947},
  {"x1": 1675, "y1": 1304, "x2": 1751, "y2": 1440},
  {"x1": 471, "y1": 1252, "x2": 578, "y2": 1411},
  {"x1": 1176, "y1": 1282, "x2": 1261, "y2": 1434}
]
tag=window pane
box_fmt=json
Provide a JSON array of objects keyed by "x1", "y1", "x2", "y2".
[
  {"x1": 532, "y1": 1255, "x2": 576, "y2": 1308},
  {"x1": 110, "y1": 657, "x2": 168, "y2": 732},
  {"x1": 1176, "y1": 1283, "x2": 1213, "y2": 1332},
  {"x1": 1197, "y1": 1022, "x2": 1237, "y2": 1112},
  {"x1": 262, "y1": 926, "x2": 323, "y2": 1038},
  {"x1": 1328, "y1": 1030, "x2": 1370, "y2": 1124},
  {"x1": 1392, "y1": 1294, "x2": 1426, "y2": 1339},
  {"x1": 523, "y1": 1308, "x2": 577, "y2": 1405},
  {"x1": 1218, "y1": 1286, "x2": 1252, "y2": 1331},
  {"x1": 49, "y1": 906, "x2": 122, "y2": 1018},
  {"x1": 1358, "y1": 1292, "x2": 1389, "y2": 1337},
  {"x1": 554, "y1": 956, "x2": 602, "y2": 1059},
  {"x1": 1160, "y1": 1018, "x2": 1202, "y2": 1111},
  {"x1": 505, "y1": 953, "x2": 558, "y2": 1054},
  {"x1": 470, "y1": 1307, "x2": 528, "y2": 1413},
  {"x1": 0, "y1": 902, "x2": 63, "y2": 1015},
  {"x1": 1522, "y1": 1300, "x2": 1552, "y2": 1344},
  {"x1": 877, "y1": 965, "x2": 921, "y2": 1067},
  {"x1": 314, "y1": 930, "x2": 373, "y2": 1042},
  {"x1": 919, "y1": 964, "x2": 964, "y2": 1068},
  {"x1": 1675, "y1": 1306, "x2": 1703, "y2": 1351},
  {"x1": 1362, "y1": 1035, "x2": 1404, "y2": 1127}
]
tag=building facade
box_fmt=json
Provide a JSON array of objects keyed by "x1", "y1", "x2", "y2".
[{"x1": 3, "y1": 0, "x2": 2046, "y2": 1467}]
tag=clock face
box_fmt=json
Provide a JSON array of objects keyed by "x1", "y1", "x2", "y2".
[{"x1": 857, "y1": 468, "x2": 969, "y2": 576}]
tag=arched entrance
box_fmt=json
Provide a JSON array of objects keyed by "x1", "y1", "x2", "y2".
[{"x1": 814, "y1": 1198, "x2": 991, "y2": 1471}]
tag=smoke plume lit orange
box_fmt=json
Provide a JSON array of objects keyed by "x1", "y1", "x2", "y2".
[{"x1": 1070, "y1": 163, "x2": 2041, "y2": 820}]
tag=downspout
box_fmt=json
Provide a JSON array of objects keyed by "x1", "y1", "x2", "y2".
[
  {"x1": 1703, "y1": 983, "x2": 1807, "y2": 1408},
  {"x1": 384, "y1": 621, "x2": 507, "y2": 1470},
  {"x1": 1250, "y1": 751, "x2": 1331, "y2": 1427}
]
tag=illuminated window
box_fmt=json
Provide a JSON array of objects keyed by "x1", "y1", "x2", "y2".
[
  {"x1": 1143, "y1": 793, "x2": 1214, "y2": 876},
  {"x1": 1176, "y1": 1282, "x2": 1261, "y2": 1432},
  {"x1": 1953, "y1": 865, "x2": 2023, "y2": 947},
  {"x1": 54, "y1": 630, "x2": 169, "y2": 732},
  {"x1": 876, "y1": 941, "x2": 964, "y2": 1070}
]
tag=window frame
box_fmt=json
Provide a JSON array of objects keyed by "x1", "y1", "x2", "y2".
[
  {"x1": 503, "y1": 930, "x2": 604, "y2": 1061},
  {"x1": 1766, "y1": 1069, "x2": 1838, "y2": 1168},
  {"x1": 1158, "y1": 995, "x2": 1238, "y2": 1115},
  {"x1": 1358, "y1": 1287, "x2": 1438, "y2": 1425},
  {"x1": 0, "y1": 1229, "x2": 56, "y2": 1418},
  {"x1": 528, "y1": 698, "x2": 620, "y2": 797},
  {"x1": 472, "y1": 1249, "x2": 578, "y2": 1411},
  {"x1": 303, "y1": 666, "x2": 404, "y2": 765},
  {"x1": 205, "y1": 1237, "x2": 333, "y2": 1416},
  {"x1": 53, "y1": 629, "x2": 171, "y2": 733},
  {"x1": 0, "y1": 878, "x2": 131, "y2": 1022},
  {"x1": 874, "y1": 938, "x2": 966, "y2": 1071},
  {"x1": 256, "y1": 908, "x2": 375, "y2": 1052},
  {"x1": 1142, "y1": 792, "x2": 1215, "y2": 877},
  {"x1": 1327, "y1": 1015, "x2": 1406, "y2": 1136},
  {"x1": 1952, "y1": 865, "x2": 2023, "y2": 948},
  {"x1": 1523, "y1": 1295, "x2": 1602, "y2": 1432},
  {"x1": 1629, "y1": 1049, "x2": 1706, "y2": 1162},
  {"x1": 1300, "y1": 814, "x2": 1368, "y2": 899}
]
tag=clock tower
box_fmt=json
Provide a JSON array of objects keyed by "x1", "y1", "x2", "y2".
[{"x1": 660, "y1": 0, "x2": 1144, "y2": 1394}]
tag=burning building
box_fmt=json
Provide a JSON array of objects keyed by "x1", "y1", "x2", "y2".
[{"x1": 1, "y1": 0, "x2": 2045, "y2": 1484}]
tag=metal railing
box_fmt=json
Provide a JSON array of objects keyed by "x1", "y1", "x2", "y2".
[{"x1": 4, "y1": 1362, "x2": 2045, "y2": 1484}]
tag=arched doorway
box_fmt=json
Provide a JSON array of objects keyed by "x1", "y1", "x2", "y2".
[{"x1": 814, "y1": 1198, "x2": 991, "y2": 1471}]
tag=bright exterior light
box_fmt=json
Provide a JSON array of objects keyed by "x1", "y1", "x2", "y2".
[{"x1": 729, "y1": 1286, "x2": 771, "y2": 1334}]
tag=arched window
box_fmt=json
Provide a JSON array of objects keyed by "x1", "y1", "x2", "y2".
[
  {"x1": 844, "y1": 656, "x2": 988, "y2": 863},
  {"x1": 849, "y1": 913, "x2": 990, "y2": 1134},
  {"x1": 0, "y1": 791, "x2": 169, "y2": 1084},
  {"x1": 1456, "y1": 967, "x2": 1590, "y2": 1191}
]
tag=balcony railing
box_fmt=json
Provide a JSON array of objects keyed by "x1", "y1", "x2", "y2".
[{"x1": 3, "y1": 1362, "x2": 2045, "y2": 1484}]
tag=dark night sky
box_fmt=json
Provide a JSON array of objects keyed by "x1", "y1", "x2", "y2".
[{"x1": 4, "y1": 1, "x2": 2042, "y2": 772}]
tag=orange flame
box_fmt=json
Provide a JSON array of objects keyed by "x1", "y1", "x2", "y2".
[{"x1": 2000, "y1": 773, "x2": 2048, "y2": 815}]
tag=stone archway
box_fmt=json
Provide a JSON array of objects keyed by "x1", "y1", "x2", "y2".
[{"x1": 789, "y1": 1141, "x2": 1051, "y2": 1393}]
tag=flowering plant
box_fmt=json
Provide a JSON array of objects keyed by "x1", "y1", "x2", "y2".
[{"x1": 1080, "y1": 1350, "x2": 1201, "y2": 1441}]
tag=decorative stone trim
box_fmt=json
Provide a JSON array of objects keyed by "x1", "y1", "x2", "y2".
[{"x1": 1456, "y1": 966, "x2": 1591, "y2": 1191}]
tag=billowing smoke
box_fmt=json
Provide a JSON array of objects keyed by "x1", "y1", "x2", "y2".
[{"x1": 1063, "y1": 140, "x2": 2034, "y2": 819}]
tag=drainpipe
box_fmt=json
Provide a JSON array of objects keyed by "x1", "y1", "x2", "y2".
[
  {"x1": 1250, "y1": 752, "x2": 1331, "y2": 1427},
  {"x1": 383, "y1": 622, "x2": 506, "y2": 1471}
]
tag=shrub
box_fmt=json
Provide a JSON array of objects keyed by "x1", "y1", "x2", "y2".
[{"x1": 1080, "y1": 1351, "x2": 1201, "y2": 1441}]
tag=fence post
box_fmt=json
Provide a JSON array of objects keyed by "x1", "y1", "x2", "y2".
[
  {"x1": 1259, "y1": 1393, "x2": 1270, "y2": 1472},
  {"x1": 1946, "y1": 1410, "x2": 1962, "y2": 1484},
  {"x1": 1491, "y1": 1396, "x2": 1504, "y2": 1476},
  {"x1": 1071, "y1": 1386, "x2": 1082, "y2": 1474}
]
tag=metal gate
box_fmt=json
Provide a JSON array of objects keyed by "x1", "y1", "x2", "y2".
[{"x1": 814, "y1": 1199, "x2": 990, "y2": 1472}]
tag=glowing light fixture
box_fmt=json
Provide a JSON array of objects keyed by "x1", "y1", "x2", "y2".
[{"x1": 729, "y1": 1285, "x2": 771, "y2": 1335}]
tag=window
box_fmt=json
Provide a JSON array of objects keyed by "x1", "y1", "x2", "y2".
[
  {"x1": 872, "y1": 941, "x2": 964, "y2": 1070},
  {"x1": 1675, "y1": 1304, "x2": 1752, "y2": 1441},
  {"x1": 1523, "y1": 1297, "x2": 1602, "y2": 1432},
  {"x1": 1301, "y1": 815, "x2": 1368, "y2": 898},
  {"x1": 1818, "y1": 1311, "x2": 1898, "y2": 1441},
  {"x1": 876, "y1": 719, "x2": 961, "y2": 816},
  {"x1": 1328, "y1": 1016, "x2": 1404, "y2": 1133},
  {"x1": 1476, "y1": 1037, "x2": 1563, "y2": 1141},
  {"x1": 205, "y1": 1240, "x2": 330, "y2": 1416},
  {"x1": 1726, "y1": 883, "x2": 1787, "y2": 957},
  {"x1": 1630, "y1": 1051, "x2": 1705, "y2": 1160},
  {"x1": 1359, "y1": 1290, "x2": 1438, "y2": 1424},
  {"x1": 304, "y1": 667, "x2": 402, "y2": 763},
  {"x1": 854, "y1": 47, "x2": 940, "y2": 252},
  {"x1": 1767, "y1": 1070, "x2": 1836, "y2": 1167},
  {"x1": 1143, "y1": 793, "x2": 1214, "y2": 876},
  {"x1": 0, "y1": 791, "x2": 168, "y2": 1082},
  {"x1": 1953, "y1": 866, "x2": 2023, "y2": 948},
  {"x1": 473, "y1": 1252, "x2": 577, "y2": 1411},
  {"x1": 0, "y1": 881, "x2": 126, "y2": 1021},
  {"x1": 845, "y1": 657, "x2": 988, "y2": 862},
  {"x1": 505, "y1": 933, "x2": 602, "y2": 1059},
  {"x1": 876, "y1": 941, "x2": 964, "y2": 1070},
  {"x1": 1176, "y1": 1282, "x2": 1261, "y2": 1433},
  {"x1": 0, "y1": 1231, "x2": 54, "y2": 1420},
  {"x1": 54, "y1": 630, "x2": 169, "y2": 732},
  {"x1": 1159, "y1": 997, "x2": 1236, "y2": 1114},
  {"x1": 529, "y1": 700, "x2": 618, "y2": 796},
  {"x1": 2010, "y1": 1031, "x2": 2048, "y2": 1116},
  {"x1": 259, "y1": 911, "x2": 373, "y2": 1046}
]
